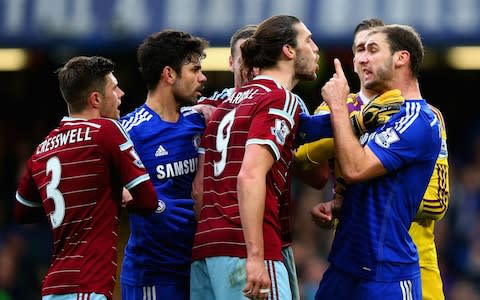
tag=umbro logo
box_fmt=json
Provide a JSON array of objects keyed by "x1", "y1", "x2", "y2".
[{"x1": 155, "y1": 145, "x2": 168, "y2": 157}]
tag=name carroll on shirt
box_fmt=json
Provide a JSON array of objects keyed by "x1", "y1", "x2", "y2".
[
  {"x1": 36, "y1": 127, "x2": 92, "y2": 154},
  {"x1": 155, "y1": 157, "x2": 198, "y2": 179}
]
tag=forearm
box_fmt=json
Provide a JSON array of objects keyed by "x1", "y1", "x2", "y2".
[
  {"x1": 238, "y1": 173, "x2": 266, "y2": 259},
  {"x1": 127, "y1": 180, "x2": 158, "y2": 214},
  {"x1": 294, "y1": 138, "x2": 335, "y2": 171},
  {"x1": 192, "y1": 155, "x2": 204, "y2": 202},
  {"x1": 291, "y1": 160, "x2": 329, "y2": 190},
  {"x1": 329, "y1": 103, "x2": 370, "y2": 182},
  {"x1": 192, "y1": 154, "x2": 205, "y2": 219}
]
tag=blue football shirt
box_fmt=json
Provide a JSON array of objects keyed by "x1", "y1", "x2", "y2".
[
  {"x1": 329, "y1": 99, "x2": 441, "y2": 282},
  {"x1": 119, "y1": 104, "x2": 205, "y2": 285}
]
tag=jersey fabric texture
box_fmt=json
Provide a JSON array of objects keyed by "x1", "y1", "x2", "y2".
[
  {"x1": 192, "y1": 75, "x2": 310, "y2": 261},
  {"x1": 326, "y1": 99, "x2": 441, "y2": 283},
  {"x1": 16, "y1": 117, "x2": 150, "y2": 298},
  {"x1": 200, "y1": 86, "x2": 305, "y2": 251},
  {"x1": 119, "y1": 104, "x2": 205, "y2": 285}
]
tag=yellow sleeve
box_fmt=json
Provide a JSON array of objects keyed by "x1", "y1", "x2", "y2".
[
  {"x1": 295, "y1": 138, "x2": 335, "y2": 171},
  {"x1": 415, "y1": 105, "x2": 449, "y2": 220}
]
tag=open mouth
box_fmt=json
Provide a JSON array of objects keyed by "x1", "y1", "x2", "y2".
[{"x1": 362, "y1": 69, "x2": 373, "y2": 80}]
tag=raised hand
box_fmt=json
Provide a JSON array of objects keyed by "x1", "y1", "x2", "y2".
[{"x1": 321, "y1": 58, "x2": 350, "y2": 109}]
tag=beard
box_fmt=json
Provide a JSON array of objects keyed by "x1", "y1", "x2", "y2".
[
  {"x1": 294, "y1": 57, "x2": 318, "y2": 81},
  {"x1": 176, "y1": 95, "x2": 197, "y2": 107},
  {"x1": 364, "y1": 57, "x2": 393, "y2": 93},
  {"x1": 173, "y1": 85, "x2": 199, "y2": 107}
]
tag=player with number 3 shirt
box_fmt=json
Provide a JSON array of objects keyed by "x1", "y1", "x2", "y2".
[{"x1": 14, "y1": 56, "x2": 159, "y2": 300}]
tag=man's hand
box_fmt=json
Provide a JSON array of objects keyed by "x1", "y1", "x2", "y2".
[
  {"x1": 295, "y1": 112, "x2": 333, "y2": 146},
  {"x1": 311, "y1": 200, "x2": 336, "y2": 229},
  {"x1": 148, "y1": 197, "x2": 195, "y2": 231},
  {"x1": 243, "y1": 257, "x2": 271, "y2": 299},
  {"x1": 121, "y1": 188, "x2": 133, "y2": 208},
  {"x1": 351, "y1": 89, "x2": 404, "y2": 135},
  {"x1": 321, "y1": 59, "x2": 350, "y2": 109},
  {"x1": 191, "y1": 104, "x2": 216, "y2": 124}
]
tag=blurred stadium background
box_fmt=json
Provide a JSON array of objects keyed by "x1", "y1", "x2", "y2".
[{"x1": 1, "y1": 0, "x2": 480, "y2": 299}]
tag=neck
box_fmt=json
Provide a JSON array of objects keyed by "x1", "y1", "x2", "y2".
[
  {"x1": 389, "y1": 75, "x2": 422, "y2": 100},
  {"x1": 69, "y1": 107, "x2": 100, "y2": 119},
  {"x1": 259, "y1": 63, "x2": 298, "y2": 91},
  {"x1": 360, "y1": 88, "x2": 377, "y2": 101},
  {"x1": 145, "y1": 86, "x2": 179, "y2": 122}
]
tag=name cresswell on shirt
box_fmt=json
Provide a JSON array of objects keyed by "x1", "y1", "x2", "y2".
[
  {"x1": 155, "y1": 157, "x2": 198, "y2": 179},
  {"x1": 36, "y1": 128, "x2": 92, "y2": 154}
]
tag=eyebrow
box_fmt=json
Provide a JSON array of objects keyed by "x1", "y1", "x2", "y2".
[{"x1": 365, "y1": 40, "x2": 380, "y2": 48}]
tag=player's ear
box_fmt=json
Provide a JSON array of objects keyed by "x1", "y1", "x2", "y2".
[
  {"x1": 282, "y1": 44, "x2": 295, "y2": 59},
  {"x1": 162, "y1": 66, "x2": 177, "y2": 84},
  {"x1": 88, "y1": 92, "x2": 101, "y2": 108},
  {"x1": 394, "y1": 50, "x2": 410, "y2": 68}
]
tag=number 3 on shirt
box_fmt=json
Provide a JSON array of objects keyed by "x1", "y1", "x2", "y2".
[
  {"x1": 46, "y1": 156, "x2": 65, "y2": 229},
  {"x1": 214, "y1": 109, "x2": 236, "y2": 176}
]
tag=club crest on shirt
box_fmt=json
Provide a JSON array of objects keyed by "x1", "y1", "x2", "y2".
[
  {"x1": 192, "y1": 133, "x2": 202, "y2": 150},
  {"x1": 271, "y1": 119, "x2": 290, "y2": 145},
  {"x1": 155, "y1": 200, "x2": 166, "y2": 213},
  {"x1": 439, "y1": 138, "x2": 448, "y2": 158},
  {"x1": 374, "y1": 127, "x2": 400, "y2": 148}
]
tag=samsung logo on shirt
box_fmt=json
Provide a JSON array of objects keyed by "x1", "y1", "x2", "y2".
[{"x1": 156, "y1": 158, "x2": 198, "y2": 179}]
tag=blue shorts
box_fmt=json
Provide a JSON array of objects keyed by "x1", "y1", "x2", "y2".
[
  {"x1": 121, "y1": 282, "x2": 189, "y2": 300},
  {"x1": 190, "y1": 256, "x2": 291, "y2": 300},
  {"x1": 42, "y1": 293, "x2": 106, "y2": 300},
  {"x1": 315, "y1": 265, "x2": 422, "y2": 300},
  {"x1": 282, "y1": 246, "x2": 300, "y2": 300}
]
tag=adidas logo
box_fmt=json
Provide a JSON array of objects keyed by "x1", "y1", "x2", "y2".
[{"x1": 155, "y1": 145, "x2": 168, "y2": 157}]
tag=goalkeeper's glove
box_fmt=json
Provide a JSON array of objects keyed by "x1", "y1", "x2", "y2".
[
  {"x1": 350, "y1": 89, "x2": 404, "y2": 136},
  {"x1": 148, "y1": 197, "x2": 195, "y2": 232},
  {"x1": 295, "y1": 112, "x2": 333, "y2": 147}
]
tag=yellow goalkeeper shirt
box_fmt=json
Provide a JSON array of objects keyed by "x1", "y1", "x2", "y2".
[{"x1": 409, "y1": 104, "x2": 449, "y2": 269}]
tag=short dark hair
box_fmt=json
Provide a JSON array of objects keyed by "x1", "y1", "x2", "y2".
[
  {"x1": 137, "y1": 30, "x2": 209, "y2": 91},
  {"x1": 352, "y1": 18, "x2": 385, "y2": 52},
  {"x1": 373, "y1": 24, "x2": 424, "y2": 78},
  {"x1": 241, "y1": 15, "x2": 301, "y2": 72},
  {"x1": 230, "y1": 24, "x2": 257, "y2": 56},
  {"x1": 56, "y1": 56, "x2": 114, "y2": 113}
]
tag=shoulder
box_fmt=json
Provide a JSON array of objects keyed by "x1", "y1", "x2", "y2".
[
  {"x1": 391, "y1": 100, "x2": 435, "y2": 133},
  {"x1": 120, "y1": 106, "x2": 154, "y2": 132},
  {"x1": 387, "y1": 100, "x2": 441, "y2": 154},
  {"x1": 199, "y1": 87, "x2": 235, "y2": 103},
  {"x1": 427, "y1": 104, "x2": 446, "y2": 131},
  {"x1": 92, "y1": 118, "x2": 131, "y2": 144},
  {"x1": 180, "y1": 106, "x2": 202, "y2": 117}
]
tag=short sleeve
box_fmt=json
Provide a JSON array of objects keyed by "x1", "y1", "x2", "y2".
[{"x1": 246, "y1": 90, "x2": 301, "y2": 160}]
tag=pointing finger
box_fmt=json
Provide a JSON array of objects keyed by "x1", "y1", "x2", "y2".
[{"x1": 334, "y1": 58, "x2": 346, "y2": 79}]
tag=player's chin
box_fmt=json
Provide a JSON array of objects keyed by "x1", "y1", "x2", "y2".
[
  {"x1": 299, "y1": 72, "x2": 317, "y2": 81},
  {"x1": 195, "y1": 91, "x2": 203, "y2": 99}
]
